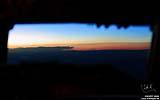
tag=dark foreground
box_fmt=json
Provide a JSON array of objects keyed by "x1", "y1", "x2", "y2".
[
  {"x1": 8, "y1": 48, "x2": 149, "y2": 79},
  {"x1": 0, "y1": 63, "x2": 154, "y2": 100},
  {"x1": 1, "y1": 48, "x2": 158, "y2": 99}
]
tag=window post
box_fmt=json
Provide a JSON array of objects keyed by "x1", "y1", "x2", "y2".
[
  {"x1": 0, "y1": 17, "x2": 14, "y2": 65},
  {"x1": 148, "y1": 21, "x2": 160, "y2": 82}
]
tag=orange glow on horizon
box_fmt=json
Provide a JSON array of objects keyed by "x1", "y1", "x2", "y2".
[
  {"x1": 72, "y1": 42, "x2": 150, "y2": 50},
  {"x1": 8, "y1": 42, "x2": 150, "y2": 50}
]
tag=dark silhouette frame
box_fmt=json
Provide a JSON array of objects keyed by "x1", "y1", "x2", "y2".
[{"x1": 0, "y1": 0, "x2": 159, "y2": 99}]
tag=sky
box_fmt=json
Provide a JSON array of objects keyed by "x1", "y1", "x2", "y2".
[{"x1": 8, "y1": 23, "x2": 152, "y2": 50}]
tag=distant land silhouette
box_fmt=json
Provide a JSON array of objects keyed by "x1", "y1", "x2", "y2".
[{"x1": 8, "y1": 46, "x2": 150, "y2": 80}]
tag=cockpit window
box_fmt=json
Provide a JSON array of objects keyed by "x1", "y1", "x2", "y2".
[{"x1": 8, "y1": 24, "x2": 152, "y2": 80}]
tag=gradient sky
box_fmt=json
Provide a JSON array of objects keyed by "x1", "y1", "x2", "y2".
[{"x1": 8, "y1": 24, "x2": 152, "y2": 50}]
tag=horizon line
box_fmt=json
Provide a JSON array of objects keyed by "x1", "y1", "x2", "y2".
[{"x1": 9, "y1": 46, "x2": 150, "y2": 51}]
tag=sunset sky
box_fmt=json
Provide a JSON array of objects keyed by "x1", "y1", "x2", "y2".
[{"x1": 8, "y1": 24, "x2": 152, "y2": 50}]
